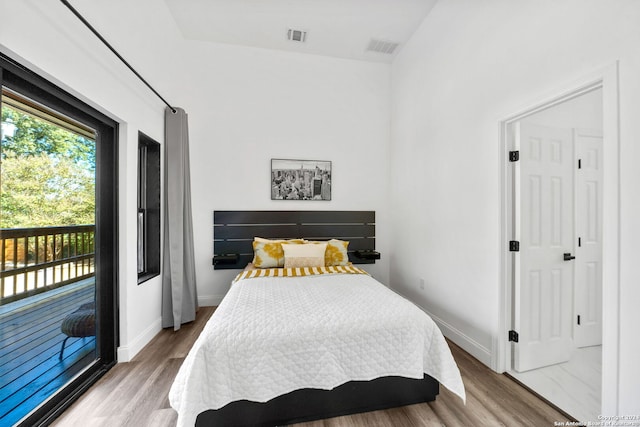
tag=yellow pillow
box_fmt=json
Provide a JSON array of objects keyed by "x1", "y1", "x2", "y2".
[
  {"x1": 325, "y1": 239, "x2": 349, "y2": 266},
  {"x1": 282, "y1": 243, "x2": 328, "y2": 268},
  {"x1": 252, "y1": 238, "x2": 304, "y2": 268},
  {"x1": 305, "y1": 239, "x2": 350, "y2": 266}
]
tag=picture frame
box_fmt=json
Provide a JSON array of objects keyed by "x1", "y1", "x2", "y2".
[{"x1": 271, "y1": 159, "x2": 332, "y2": 201}]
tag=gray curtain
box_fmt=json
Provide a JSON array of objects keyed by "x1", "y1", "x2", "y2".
[{"x1": 162, "y1": 106, "x2": 198, "y2": 330}]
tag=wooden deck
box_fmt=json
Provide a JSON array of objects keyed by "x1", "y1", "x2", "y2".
[{"x1": 0, "y1": 279, "x2": 96, "y2": 426}]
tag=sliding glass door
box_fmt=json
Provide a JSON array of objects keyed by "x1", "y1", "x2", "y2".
[{"x1": 0, "y1": 54, "x2": 117, "y2": 426}]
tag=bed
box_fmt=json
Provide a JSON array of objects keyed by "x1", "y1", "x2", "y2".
[{"x1": 169, "y1": 211, "x2": 465, "y2": 426}]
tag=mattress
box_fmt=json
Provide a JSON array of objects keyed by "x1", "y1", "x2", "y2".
[{"x1": 169, "y1": 270, "x2": 466, "y2": 427}]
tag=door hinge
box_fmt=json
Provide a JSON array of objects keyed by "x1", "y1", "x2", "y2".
[
  {"x1": 577, "y1": 315, "x2": 581, "y2": 325},
  {"x1": 509, "y1": 330, "x2": 519, "y2": 343},
  {"x1": 509, "y1": 241, "x2": 520, "y2": 252},
  {"x1": 509, "y1": 151, "x2": 520, "y2": 162}
]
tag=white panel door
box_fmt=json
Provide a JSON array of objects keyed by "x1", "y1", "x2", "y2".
[
  {"x1": 574, "y1": 129, "x2": 603, "y2": 348},
  {"x1": 514, "y1": 122, "x2": 574, "y2": 372}
]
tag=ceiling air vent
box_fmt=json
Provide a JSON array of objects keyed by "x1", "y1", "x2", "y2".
[
  {"x1": 366, "y1": 38, "x2": 400, "y2": 55},
  {"x1": 287, "y1": 29, "x2": 307, "y2": 43}
]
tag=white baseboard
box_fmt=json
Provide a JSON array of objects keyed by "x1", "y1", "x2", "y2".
[
  {"x1": 392, "y1": 290, "x2": 493, "y2": 367},
  {"x1": 117, "y1": 296, "x2": 221, "y2": 362},
  {"x1": 117, "y1": 317, "x2": 162, "y2": 362},
  {"x1": 198, "y1": 294, "x2": 224, "y2": 307},
  {"x1": 425, "y1": 309, "x2": 493, "y2": 367}
]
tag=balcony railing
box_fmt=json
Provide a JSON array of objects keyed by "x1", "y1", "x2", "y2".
[{"x1": 0, "y1": 225, "x2": 95, "y2": 305}]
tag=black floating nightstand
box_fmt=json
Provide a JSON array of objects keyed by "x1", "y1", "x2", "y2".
[
  {"x1": 212, "y1": 254, "x2": 239, "y2": 266},
  {"x1": 354, "y1": 250, "x2": 381, "y2": 261}
]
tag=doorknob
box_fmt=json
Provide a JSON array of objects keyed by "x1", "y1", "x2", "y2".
[{"x1": 563, "y1": 253, "x2": 576, "y2": 261}]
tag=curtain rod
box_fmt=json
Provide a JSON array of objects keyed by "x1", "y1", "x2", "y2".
[{"x1": 59, "y1": 0, "x2": 177, "y2": 114}]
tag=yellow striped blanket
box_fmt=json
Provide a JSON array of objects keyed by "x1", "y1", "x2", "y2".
[{"x1": 233, "y1": 265, "x2": 370, "y2": 284}]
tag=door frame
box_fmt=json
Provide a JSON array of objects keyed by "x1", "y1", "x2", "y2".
[
  {"x1": 496, "y1": 62, "x2": 620, "y2": 414},
  {"x1": 0, "y1": 52, "x2": 119, "y2": 425}
]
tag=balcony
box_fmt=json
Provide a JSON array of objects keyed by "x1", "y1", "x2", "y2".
[
  {"x1": 1, "y1": 225, "x2": 95, "y2": 305},
  {"x1": 0, "y1": 225, "x2": 96, "y2": 425}
]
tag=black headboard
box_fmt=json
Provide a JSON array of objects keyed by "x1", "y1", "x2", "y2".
[{"x1": 213, "y1": 210, "x2": 377, "y2": 269}]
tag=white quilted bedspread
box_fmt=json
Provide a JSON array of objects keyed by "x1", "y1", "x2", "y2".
[{"x1": 169, "y1": 273, "x2": 466, "y2": 427}]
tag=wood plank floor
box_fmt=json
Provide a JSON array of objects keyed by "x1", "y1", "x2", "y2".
[
  {"x1": 53, "y1": 306, "x2": 572, "y2": 427},
  {"x1": 0, "y1": 280, "x2": 96, "y2": 426}
]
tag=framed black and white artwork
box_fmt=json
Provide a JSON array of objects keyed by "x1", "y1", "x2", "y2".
[{"x1": 271, "y1": 159, "x2": 331, "y2": 201}]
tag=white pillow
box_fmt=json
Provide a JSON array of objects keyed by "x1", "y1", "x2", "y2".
[{"x1": 282, "y1": 243, "x2": 328, "y2": 268}]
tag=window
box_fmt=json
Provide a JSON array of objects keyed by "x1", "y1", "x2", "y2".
[{"x1": 137, "y1": 132, "x2": 160, "y2": 283}]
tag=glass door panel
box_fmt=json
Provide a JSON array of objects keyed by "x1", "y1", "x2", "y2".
[{"x1": 0, "y1": 90, "x2": 97, "y2": 426}]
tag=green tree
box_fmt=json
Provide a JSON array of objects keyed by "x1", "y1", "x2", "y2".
[
  {"x1": 1, "y1": 105, "x2": 95, "y2": 228},
  {"x1": 1, "y1": 106, "x2": 95, "y2": 168}
]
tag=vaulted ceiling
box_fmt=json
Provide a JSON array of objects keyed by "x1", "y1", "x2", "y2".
[{"x1": 163, "y1": 0, "x2": 438, "y2": 63}]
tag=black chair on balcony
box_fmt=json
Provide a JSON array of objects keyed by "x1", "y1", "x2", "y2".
[{"x1": 59, "y1": 302, "x2": 95, "y2": 360}]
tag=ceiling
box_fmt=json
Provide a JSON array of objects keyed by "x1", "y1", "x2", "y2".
[{"x1": 163, "y1": 0, "x2": 439, "y2": 63}]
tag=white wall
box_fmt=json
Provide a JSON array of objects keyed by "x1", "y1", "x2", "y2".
[
  {"x1": 0, "y1": 0, "x2": 179, "y2": 361},
  {"x1": 0, "y1": 0, "x2": 391, "y2": 358},
  {"x1": 182, "y1": 42, "x2": 391, "y2": 304},
  {"x1": 9, "y1": 0, "x2": 636, "y2": 413},
  {"x1": 391, "y1": 0, "x2": 640, "y2": 414},
  {"x1": 61, "y1": 1, "x2": 392, "y2": 308}
]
